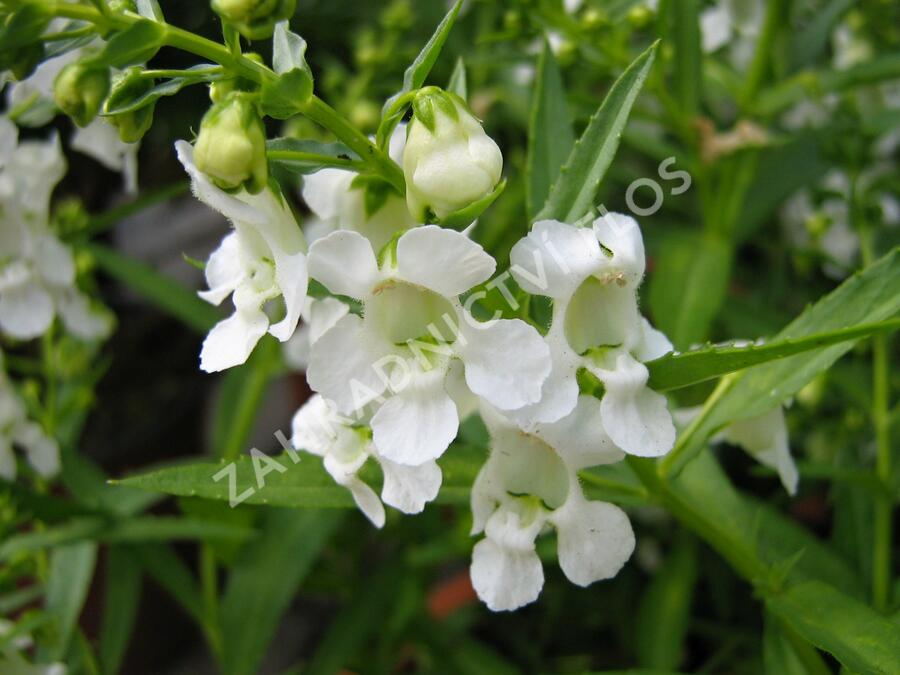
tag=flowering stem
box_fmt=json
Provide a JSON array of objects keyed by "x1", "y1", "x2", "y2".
[
  {"x1": 266, "y1": 149, "x2": 366, "y2": 171},
  {"x1": 42, "y1": 1, "x2": 404, "y2": 190},
  {"x1": 856, "y1": 176, "x2": 894, "y2": 612}
]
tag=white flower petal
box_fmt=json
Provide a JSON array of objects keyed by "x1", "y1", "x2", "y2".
[
  {"x1": 534, "y1": 395, "x2": 625, "y2": 470},
  {"x1": 32, "y1": 232, "x2": 75, "y2": 287},
  {"x1": 509, "y1": 220, "x2": 601, "y2": 299},
  {"x1": 700, "y1": 4, "x2": 732, "y2": 53},
  {"x1": 505, "y1": 331, "x2": 580, "y2": 426},
  {"x1": 307, "y1": 230, "x2": 379, "y2": 299},
  {"x1": 54, "y1": 288, "x2": 112, "y2": 341},
  {"x1": 291, "y1": 394, "x2": 344, "y2": 457},
  {"x1": 306, "y1": 314, "x2": 388, "y2": 413},
  {"x1": 13, "y1": 421, "x2": 60, "y2": 478},
  {"x1": 457, "y1": 317, "x2": 551, "y2": 410},
  {"x1": 396, "y1": 225, "x2": 495, "y2": 297},
  {"x1": 634, "y1": 317, "x2": 673, "y2": 362},
  {"x1": 198, "y1": 233, "x2": 245, "y2": 306},
  {"x1": 470, "y1": 538, "x2": 544, "y2": 612},
  {"x1": 722, "y1": 406, "x2": 798, "y2": 495},
  {"x1": 593, "y1": 352, "x2": 675, "y2": 457},
  {"x1": 379, "y1": 457, "x2": 442, "y2": 514},
  {"x1": 199, "y1": 309, "x2": 269, "y2": 373},
  {"x1": 302, "y1": 168, "x2": 354, "y2": 224},
  {"x1": 371, "y1": 366, "x2": 458, "y2": 465},
  {"x1": 551, "y1": 495, "x2": 635, "y2": 586},
  {"x1": 0, "y1": 281, "x2": 54, "y2": 339},
  {"x1": 267, "y1": 249, "x2": 308, "y2": 341},
  {"x1": 591, "y1": 212, "x2": 646, "y2": 285}
]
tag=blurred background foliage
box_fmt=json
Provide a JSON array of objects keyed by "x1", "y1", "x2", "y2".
[{"x1": 1, "y1": 0, "x2": 899, "y2": 673}]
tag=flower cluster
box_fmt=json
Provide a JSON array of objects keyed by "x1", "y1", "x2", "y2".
[{"x1": 181, "y1": 84, "x2": 681, "y2": 609}]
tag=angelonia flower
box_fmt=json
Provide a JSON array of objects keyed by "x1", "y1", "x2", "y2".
[
  {"x1": 403, "y1": 87, "x2": 503, "y2": 221},
  {"x1": 283, "y1": 297, "x2": 349, "y2": 371},
  {"x1": 211, "y1": 0, "x2": 297, "y2": 40},
  {"x1": 0, "y1": 352, "x2": 60, "y2": 481},
  {"x1": 305, "y1": 225, "x2": 550, "y2": 465},
  {"x1": 470, "y1": 399, "x2": 634, "y2": 611},
  {"x1": 0, "y1": 119, "x2": 112, "y2": 341},
  {"x1": 176, "y1": 140, "x2": 308, "y2": 372},
  {"x1": 302, "y1": 125, "x2": 417, "y2": 250},
  {"x1": 193, "y1": 93, "x2": 269, "y2": 194},
  {"x1": 508, "y1": 213, "x2": 676, "y2": 457},
  {"x1": 291, "y1": 394, "x2": 441, "y2": 527}
]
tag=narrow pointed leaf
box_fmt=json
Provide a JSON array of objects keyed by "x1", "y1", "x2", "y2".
[
  {"x1": 527, "y1": 41, "x2": 574, "y2": 218},
  {"x1": 536, "y1": 41, "x2": 658, "y2": 223}
]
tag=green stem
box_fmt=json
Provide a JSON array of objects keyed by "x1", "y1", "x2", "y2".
[
  {"x1": 199, "y1": 543, "x2": 223, "y2": 663},
  {"x1": 854, "y1": 173, "x2": 893, "y2": 612},
  {"x1": 739, "y1": 0, "x2": 784, "y2": 109},
  {"x1": 44, "y1": 2, "x2": 404, "y2": 189},
  {"x1": 266, "y1": 149, "x2": 366, "y2": 172}
]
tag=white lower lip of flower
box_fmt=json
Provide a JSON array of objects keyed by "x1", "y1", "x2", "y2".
[{"x1": 564, "y1": 276, "x2": 640, "y2": 355}]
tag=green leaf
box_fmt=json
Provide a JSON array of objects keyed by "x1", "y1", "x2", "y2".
[
  {"x1": 647, "y1": 318, "x2": 900, "y2": 391},
  {"x1": 104, "y1": 64, "x2": 219, "y2": 115},
  {"x1": 0, "y1": 3, "x2": 50, "y2": 51},
  {"x1": 219, "y1": 509, "x2": 340, "y2": 675},
  {"x1": 536, "y1": 41, "x2": 658, "y2": 223},
  {"x1": 437, "y1": 178, "x2": 507, "y2": 229},
  {"x1": 377, "y1": 0, "x2": 463, "y2": 147},
  {"x1": 526, "y1": 41, "x2": 575, "y2": 219},
  {"x1": 662, "y1": 247, "x2": 900, "y2": 477},
  {"x1": 43, "y1": 541, "x2": 97, "y2": 661},
  {"x1": 305, "y1": 565, "x2": 402, "y2": 675},
  {"x1": 790, "y1": 0, "x2": 856, "y2": 70},
  {"x1": 763, "y1": 612, "x2": 818, "y2": 675},
  {"x1": 267, "y1": 137, "x2": 358, "y2": 174},
  {"x1": 114, "y1": 445, "x2": 485, "y2": 509},
  {"x1": 209, "y1": 336, "x2": 282, "y2": 462},
  {"x1": 765, "y1": 580, "x2": 900, "y2": 674},
  {"x1": 100, "y1": 547, "x2": 142, "y2": 675},
  {"x1": 260, "y1": 21, "x2": 314, "y2": 119},
  {"x1": 447, "y1": 56, "x2": 467, "y2": 98},
  {"x1": 84, "y1": 242, "x2": 221, "y2": 334},
  {"x1": 94, "y1": 19, "x2": 166, "y2": 68},
  {"x1": 669, "y1": 0, "x2": 702, "y2": 117},
  {"x1": 648, "y1": 232, "x2": 731, "y2": 350},
  {"x1": 0, "y1": 516, "x2": 252, "y2": 559},
  {"x1": 133, "y1": 543, "x2": 204, "y2": 623},
  {"x1": 635, "y1": 536, "x2": 697, "y2": 670}
]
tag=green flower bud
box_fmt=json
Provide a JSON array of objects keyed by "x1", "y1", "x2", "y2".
[
  {"x1": 209, "y1": 53, "x2": 264, "y2": 102},
  {"x1": 193, "y1": 93, "x2": 268, "y2": 194},
  {"x1": 105, "y1": 68, "x2": 155, "y2": 143},
  {"x1": 210, "y1": 0, "x2": 296, "y2": 40},
  {"x1": 54, "y1": 62, "x2": 110, "y2": 127},
  {"x1": 403, "y1": 87, "x2": 503, "y2": 222}
]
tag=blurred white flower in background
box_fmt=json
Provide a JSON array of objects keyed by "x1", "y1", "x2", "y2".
[{"x1": 0, "y1": 119, "x2": 112, "y2": 340}]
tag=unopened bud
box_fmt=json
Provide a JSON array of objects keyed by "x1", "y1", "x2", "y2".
[
  {"x1": 402, "y1": 87, "x2": 503, "y2": 222},
  {"x1": 54, "y1": 62, "x2": 110, "y2": 127},
  {"x1": 106, "y1": 68, "x2": 154, "y2": 143},
  {"x1": 193, "y1": 93, "x2": 268, "y2": 194},
  {"x1": 211, "y1": 0, "x2": 296, "y2": 40}
]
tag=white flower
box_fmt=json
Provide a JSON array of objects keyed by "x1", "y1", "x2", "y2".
[
  {"x1": 291, "y1": 394, "x2": 441, "y2": 527},
  {"x1": 301, "y1": 125, "x2": 417, "y2": 251},
  {"x1": 700, "y1": 0, "x2": 764, "y2": 69},
  {"x1": 403, "y1": 88, "x2": 503, "y2": 221},
  {"x1": 470, "y1": 398, "x2": 634, "y2": 611},
  {"x1": 0, "y1": 354, "x2": 60, "y2": 481},
  {"x1": 306, "y1": 225, "x2": 550, "y2": 466},
  {"x1": 176, "y1": 140, "x2": 308, "y2": 372},
  {"x1": 0, "y1": 123, "x2": 111, "y2": 341},
  {"x1": 70, "y1": 119, "x2": 139, "y2": 195},
  {"x1": 717, "y1": 406, "x2": 798, "y2": 495},
  {"x1": 283, "y1": 296, "x2": 349, "y2": 371},
  {"x1": 508, "y1": 214, "x2": 675, "y2": 457}
]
